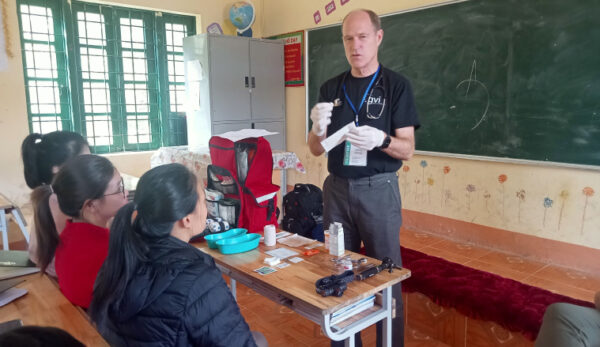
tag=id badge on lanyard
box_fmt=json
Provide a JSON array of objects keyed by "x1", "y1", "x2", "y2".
[
  {"x1": 342, "y1": 66, "x2": 380, "y2": 167},
  {"x1": 343, "y1": 141, "x2": 367, "y2": 166}
]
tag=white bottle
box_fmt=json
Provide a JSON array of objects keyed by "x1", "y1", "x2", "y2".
[
  {"x1": 329, "y1": 222, "x2": 345, "y2": 257},
  {"x1": 264, "y1": 224, "x2": 276, "y2": 246}
]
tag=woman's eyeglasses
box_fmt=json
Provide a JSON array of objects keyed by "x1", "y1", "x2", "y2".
[{"x1": 103, "y1": 177, "x2": 126, "y2": 198}]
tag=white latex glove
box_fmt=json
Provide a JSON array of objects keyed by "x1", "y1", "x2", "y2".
[
  {"x1": 345, "y1": 125, "x2": 386, "y2": 151},
  {"x1": 310, "y1": 102, "x2": 333, "y2": 137}
]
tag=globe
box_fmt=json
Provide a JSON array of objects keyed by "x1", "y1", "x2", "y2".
[{"x1": 229, "y1": 1, "x2": 255, "y2": 36}]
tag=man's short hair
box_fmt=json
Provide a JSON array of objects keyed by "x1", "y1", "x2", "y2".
[{"x1": 342, "y1": 9, "x2": 381, "y2": 32}]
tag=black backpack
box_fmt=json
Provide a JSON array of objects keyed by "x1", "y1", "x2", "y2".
[{"x1": 281, "y1": 184, "x2": 323, "y2": 238}]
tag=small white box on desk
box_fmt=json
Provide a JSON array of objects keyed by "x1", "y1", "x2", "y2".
[{"x1": 329, "y1": 222, "x2": 345, "y2": 257}]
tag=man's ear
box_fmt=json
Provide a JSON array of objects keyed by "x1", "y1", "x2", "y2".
[
  {"x1": 52, "y1": 165, "x2": 60, "y2": 174},
  {"x1": 376, "y1": 29, "x2": 383, "y2": 46}
]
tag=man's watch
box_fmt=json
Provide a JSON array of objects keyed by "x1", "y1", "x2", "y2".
[{"x1": 379, "y1": 134, "x2": 392, "y2": 149}]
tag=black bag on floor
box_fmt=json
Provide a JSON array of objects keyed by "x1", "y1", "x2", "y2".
[{"x1": 281, "y1": 184, "x2": 323, "y2": 239}]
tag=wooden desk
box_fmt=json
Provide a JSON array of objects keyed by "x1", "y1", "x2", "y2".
[
  {"x1": 195, "y1": 241, "x2": 410, "y2": 346},
  {"x1": 0, "y1": 274, "x2": 108, "y2": 346}
]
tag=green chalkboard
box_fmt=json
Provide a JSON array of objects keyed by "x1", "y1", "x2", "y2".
[{"x1": 308, "y1": 0, "x2": 600, "y2": 166}]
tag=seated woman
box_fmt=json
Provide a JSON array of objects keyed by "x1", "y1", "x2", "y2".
[
  {"x1": 535, "y1": 291, "x2": 600, "y2": 347},
  {"x1": 21, "y1": 131, "x2": 90, "y2": 277},
  {"x1": 31, "y1": 154, "x2": 128, "y2": 308},
  {"x1": 90, "y1": 164, "x2": 263, "y2": 347}
]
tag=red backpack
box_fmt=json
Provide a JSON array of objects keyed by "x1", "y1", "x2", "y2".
[{"x1": 207, "y1": 136, "x2": 279, "y2": 234}]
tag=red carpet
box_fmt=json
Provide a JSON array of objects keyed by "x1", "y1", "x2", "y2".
[{"x1": 400, "y1": 246, "x2": 595, "y2": 340}]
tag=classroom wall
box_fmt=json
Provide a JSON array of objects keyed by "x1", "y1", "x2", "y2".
[
  {"x1": 0, "y1": 0, "x2": 263, "y2": 204},
  {"x1": 261, "y1": 0, "x2": 600, "y2": 268}
]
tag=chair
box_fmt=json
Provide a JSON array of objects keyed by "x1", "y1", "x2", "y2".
[{"x1": 0, "y1": 194, "x2": 29, "y2": 250}]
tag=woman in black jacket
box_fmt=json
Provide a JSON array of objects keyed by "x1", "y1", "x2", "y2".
[{"x1": 90, "y1": 164, "x2": 263, "y2": 346}]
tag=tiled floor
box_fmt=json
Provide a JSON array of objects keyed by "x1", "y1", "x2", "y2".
[
  {"x1": 401, "y1": 228, "x2": 598, "y2": 304},
  {"x1": 4, "y1": 220, "x2": 599, "y2": 346}
]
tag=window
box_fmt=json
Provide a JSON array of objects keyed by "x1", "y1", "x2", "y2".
[{"x1": 17, "y1": 0, "x2": 195, "y2": 153}]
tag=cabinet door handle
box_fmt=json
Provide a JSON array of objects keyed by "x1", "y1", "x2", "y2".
[
  {"x1": 251, "y1": 76, "x2": 256, "y2": 88},
  {"x1": 245, "y1": 76, "x2": 249, "y2": 88}
]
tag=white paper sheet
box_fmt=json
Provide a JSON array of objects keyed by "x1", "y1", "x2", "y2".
[
  {"x1": 186, "y1": 60, "x2": 204, "y2": 81},
  {"x1": 0, "y1": 288, "x2": 27, "y2": 307},
  {"x1": 264, "y1": 247, "x2": 299, "y2": 259},
  {"x1": 320, "y1": 122, "x2": 355, "y2": 152},
  {"x1": 216, "y1": 129, "x2": 278, "y2": 142},
  {"x1": 277, "y1": 234, "x2": 316, "y2": 247}
]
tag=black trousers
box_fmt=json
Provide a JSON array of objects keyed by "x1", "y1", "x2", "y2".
[{"x1": 324, "y1": 172, "x2": 404, "y2": 347}]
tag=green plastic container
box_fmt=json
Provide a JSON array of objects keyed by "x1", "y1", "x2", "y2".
[
  {"x1": 204, "y1": 228, "x2": 247, "y2": 249},
  {"x1": 216, "y1": 233, "x2": 261, "y2": 254}
]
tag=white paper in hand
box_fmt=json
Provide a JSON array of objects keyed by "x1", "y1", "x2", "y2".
[{"x1": 320, "y1": 122, "x2": 355, "y2": 152}]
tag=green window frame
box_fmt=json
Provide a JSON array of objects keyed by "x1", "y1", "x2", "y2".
[{"x1": 17, "y1": 0, "x2": 195, "y2": 153}]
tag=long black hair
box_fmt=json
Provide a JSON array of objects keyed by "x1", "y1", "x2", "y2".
[
  {"x1": 21, "y1": 131, "x2": 89, "y2": 189},
  {"x1": 31, "y1": 155, "x2": 114, "y2": 273},
  {"x1": 90, "y1": 164, "x2": 199, "y2": 323}
]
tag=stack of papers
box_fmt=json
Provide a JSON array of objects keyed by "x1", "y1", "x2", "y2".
[
  {"x1": 0, "y1": 278, "x2": 28, "y2": 307},
  {"x1": 330, "y1": 295, "x2": 375, "y2": 325}
]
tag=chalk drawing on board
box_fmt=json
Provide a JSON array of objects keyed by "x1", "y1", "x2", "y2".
[
  {"x1": 420, "y1": 160, "x2": 428, "y2": 201},
  {"x1": 542, "y1": 197, "x2": 553, "y2": 228},
  {"x1": 402, "y1": 165, "x2": 410, "y2": 199},
  {"x1": 557, "y1": 189, "x2": 569, "y2": 231},
  {"x1": 455, "y1": 60, "x2": 490, "y2": 131},
  {"x1": 581, "y1": 187, "x2": 594, "y2": 234},
  {"x1": 441, "y1": 166, "x2": 451, "y2": 208},
  {"x1": 466, "y1": 184, "x2": 476, "y2": 211},
  {"x1": 498, "y1": 174, "x2": 508, "y2": 220},
  {"x1": 483, "y1": 190, "x2": 491, "y2": 212},
  {"x1": 515, "y1": 189, "x2": 526, "y2": 223}
]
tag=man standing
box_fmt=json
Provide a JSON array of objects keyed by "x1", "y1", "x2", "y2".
[{"x1": 308, "y1": 9, "x2": 420, "y2": 347}]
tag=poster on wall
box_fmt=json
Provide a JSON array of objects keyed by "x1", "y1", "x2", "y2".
[{"x1": 266, "y1": 30, "x2": 304, "y2": 87}]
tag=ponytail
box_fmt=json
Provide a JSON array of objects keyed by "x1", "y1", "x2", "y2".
[
  {"x1": 30, "y1": 185, "x2": 58, "y2": 273},
  {"x1": 21, "y1": 133, "x2": 44, "y2": 188},
  {"x1": 21, "y1": 131, "x2": 89, "y2": 189},
  {"x1": 30, "y1": 155, "x2": 114, "y2": 274},
  {"x1": 90, "y1": 202, "x2": 147, "y2": 323}
]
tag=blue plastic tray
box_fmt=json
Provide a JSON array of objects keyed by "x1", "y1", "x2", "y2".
[
  {"x1": 204, "y1": 228, "x2": 247, "y2": 249},
  {"x1": 216, "y1": 233, "x2": 261, "y2": 254}
]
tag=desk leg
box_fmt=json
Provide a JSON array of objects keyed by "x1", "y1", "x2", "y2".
[
  {"x1": 0, "y1": 210, "x2": 8, "y2": 250},
  {"x1": 344, "y1": 333, "x2": 355, "y2": 347},
  {"x1": 382, "y1": 286, "x2": 392, "y2": 347},
  {"x1": 280, "y1": 170, "x2": 287, "y2": 216},
  {"x1": 230, "y1": 278, "x2": 237, "y2": 301}
]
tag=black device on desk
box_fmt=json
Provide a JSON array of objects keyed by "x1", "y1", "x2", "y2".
[
  {"x1": 315, "y1": 257, "x2": 402, "y2": 296},
  {"x1": 354, "y1": 257, "x2": 398, "y2": 281},
  {"x1": 315, "y1": 270, "x2": 355, "y2": 297}
]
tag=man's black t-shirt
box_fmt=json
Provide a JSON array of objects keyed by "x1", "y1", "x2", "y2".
[{"x1": 318, "y1": 65, "x2": 420, "y2": 178}]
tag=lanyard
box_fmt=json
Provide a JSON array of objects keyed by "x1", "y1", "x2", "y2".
[{"x1": 342, "y1": 65, "x2": 381, "y2": 126}]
